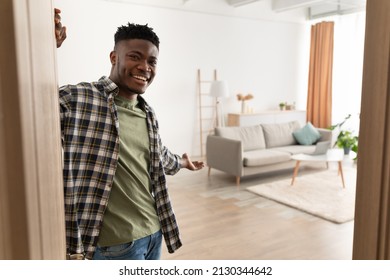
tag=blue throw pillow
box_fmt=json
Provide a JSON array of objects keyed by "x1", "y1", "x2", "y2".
[{"x1": 292, "y1": 122, "x2": 321, "y2": 145}]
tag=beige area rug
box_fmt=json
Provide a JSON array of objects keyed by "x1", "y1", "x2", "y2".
[{"x1": 246, "y1": 169, "x2": 357, "y2": 224}]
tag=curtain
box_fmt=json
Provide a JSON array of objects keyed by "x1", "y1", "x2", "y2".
[
  {"x1": 306, "y1": 21, "x2": 334, "y2": 128},
  {"x1": 332, "y1": 13, "x2": 365, "y2": 134}
]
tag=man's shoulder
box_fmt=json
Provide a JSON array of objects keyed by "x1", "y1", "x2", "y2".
[
  {"x1": 59, "y1": 76, "x2": 106, "y2": 91},
  {"x1": 59, "y1": 76, "x2": 116, "y2": 96}
]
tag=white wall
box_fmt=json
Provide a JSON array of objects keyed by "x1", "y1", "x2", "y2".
[{"x1": 54, "y1": 0, "x2": 311, "y2": 156}]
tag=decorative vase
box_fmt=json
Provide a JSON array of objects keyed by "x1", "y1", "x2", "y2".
[
  {"x1": 343, "y1": 147, "x2": 351, "y2": 155},
  {"x1": 241, "y1": 101, "x2": 246, "y2": 114}
]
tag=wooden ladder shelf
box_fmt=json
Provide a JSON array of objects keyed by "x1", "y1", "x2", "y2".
[{"x1": 197, "y1": 69, "x2": 217, "y2": 158}]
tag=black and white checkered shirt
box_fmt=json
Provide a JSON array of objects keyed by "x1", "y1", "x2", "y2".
[{"x1": 59, "y1": 76, "x2": 182, "y2": 259}]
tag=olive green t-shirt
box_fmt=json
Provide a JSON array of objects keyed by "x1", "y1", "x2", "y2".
[{"x1": 98, "y1": 96, "x2": 160, "y2": 246}]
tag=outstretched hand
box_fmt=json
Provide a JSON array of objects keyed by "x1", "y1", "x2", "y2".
[
  {"x1": 54, "y1": 8, "x2": 67, "y2": 48},
  {"x1": 181, "y1": 153, "x2": 204, "y2": 171}
]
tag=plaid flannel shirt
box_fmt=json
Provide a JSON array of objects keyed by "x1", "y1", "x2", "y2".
[{"x1": 59, "y1": 76, "x2": 182, "y2": 259}]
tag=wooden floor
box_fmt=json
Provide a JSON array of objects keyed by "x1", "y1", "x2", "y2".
[{"x1": 161, "y1": 158, "x2": 356, "y2": 260}]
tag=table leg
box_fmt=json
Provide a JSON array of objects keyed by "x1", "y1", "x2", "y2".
[
  {"x1": 338, "y1": 161, "x2": 345, "y2": 188},
  {"x1": 291, "y1": 160, "x2": 301, "y2": 186}
]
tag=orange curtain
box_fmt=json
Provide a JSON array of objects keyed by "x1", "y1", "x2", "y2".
[{"x1": 306, "y1": 21, "x2": 334, "y2": 128}]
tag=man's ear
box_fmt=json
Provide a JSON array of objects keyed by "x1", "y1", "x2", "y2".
[{"x1": 110, "y1": 51, "x2": 117, "y2": 65}]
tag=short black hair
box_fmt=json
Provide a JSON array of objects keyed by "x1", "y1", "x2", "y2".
[{"x1": 114, "y1": 22, "x2": 160, "y2": 49}]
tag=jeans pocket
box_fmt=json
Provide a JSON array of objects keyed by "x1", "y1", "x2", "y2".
[{"x1": 100, "y1": 242, "x2": 134, "y2": 258}]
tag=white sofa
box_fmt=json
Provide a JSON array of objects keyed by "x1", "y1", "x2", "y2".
[{"x1": 206, "y1": 121, "x2": 332, "y2": 186}]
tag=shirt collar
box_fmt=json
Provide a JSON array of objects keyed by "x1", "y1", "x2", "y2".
[
  {"x1": 114, "y1": 95, "x2": 138, "y2": 110},
  {"x1": 99, "y1": 76, "x2": 119, "y2": 97}
]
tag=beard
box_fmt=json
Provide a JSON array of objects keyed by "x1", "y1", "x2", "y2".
[{"x1": 125, "y1": 85, "x2": 145, "y2": 95}]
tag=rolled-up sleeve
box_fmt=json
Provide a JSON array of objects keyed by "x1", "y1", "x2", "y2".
[{"x1": 160, "y1": 144, "x2": 181, "y2": 175}]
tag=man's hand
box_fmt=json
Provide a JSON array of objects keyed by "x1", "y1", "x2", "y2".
[
  {"x1": 181, "y1": 153, "x2": 204, "y2": 171},
  {"x1": 54, "y1": 8, "x2": 67, "y2": 48}
]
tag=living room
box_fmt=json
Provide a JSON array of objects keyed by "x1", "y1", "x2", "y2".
[
  {"x1": 52, "y1": 0, "x2": 365, "y2": 260},
  {"x1": 54, "y1": 0, "x2": 365, "y2": 157}
]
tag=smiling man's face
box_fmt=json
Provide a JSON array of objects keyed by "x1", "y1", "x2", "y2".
[{"x1": 109, "y1": 39, "x2": 158, "y2": 100}]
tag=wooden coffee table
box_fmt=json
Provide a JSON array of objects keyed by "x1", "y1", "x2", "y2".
[{"x1": 290, "y1": 149, "x2": 345, "y2": 188}]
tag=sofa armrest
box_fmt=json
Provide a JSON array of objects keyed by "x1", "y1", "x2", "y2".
[
  {"x1": 317, "y1": 128, "x2": 333, "y2": 143},
  {"x1": 206, "y1": 135, "x2": 243, "y2": 177}
]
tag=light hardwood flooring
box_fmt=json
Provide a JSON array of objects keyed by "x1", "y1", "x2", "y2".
[{"x1": 161, "y1": 158, "x2": 357, "y2": 260}]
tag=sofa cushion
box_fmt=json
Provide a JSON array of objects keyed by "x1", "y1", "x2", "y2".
[
  {"x1": 292, "y1": 122, "x2": 321, "y2": 145},
  {"x1": 215, "y1": 125, "x2": 266, "y2": 151},
  {"x1": 261, "y1": 121, "x2": 301, "y2": 148},
  {"x1": 243, "y1": 149, "x2": 291, "y2": 167}
]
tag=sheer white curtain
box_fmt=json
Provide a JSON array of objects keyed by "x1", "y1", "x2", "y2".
[{"x1": 332, "y1": 12, "x2": 366, "y2": 134}]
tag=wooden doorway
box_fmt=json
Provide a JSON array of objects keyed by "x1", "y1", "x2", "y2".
[
  {"x1": 352, "y1": 0, "x2": 390, "y2": 260},
  {"x1": 0, "y1": 0, "x2": 65, "y2": 259}
]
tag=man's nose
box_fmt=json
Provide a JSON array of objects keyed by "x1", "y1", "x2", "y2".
[{"x1": 137, "y1": 60, "x2": 151, "y2": 72}]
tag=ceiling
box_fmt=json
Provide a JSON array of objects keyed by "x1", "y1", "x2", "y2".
[
  {"x1": 103, "y1": 0, "x2": 366, "y2": 21},
  {"x1": 270, "y1": 0, "x2": 367, "y2": 19}
]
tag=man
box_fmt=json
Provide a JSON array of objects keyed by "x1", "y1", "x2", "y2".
[{"x1": 54, "y1": 9, "x2": 204, "y2": 260}]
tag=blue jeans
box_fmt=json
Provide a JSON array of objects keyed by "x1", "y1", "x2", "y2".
[{"x1": 92, "y1": 230, "x2": 162, "y2": 260}]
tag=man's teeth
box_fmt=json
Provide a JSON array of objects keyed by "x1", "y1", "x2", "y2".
[{"x1": 133, "y1": 75, "x2": 147, "y2": 81}]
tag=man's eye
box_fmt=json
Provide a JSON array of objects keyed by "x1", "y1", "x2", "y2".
[
  {"x1": 128, "y1": 54, "x2": 139, "y2": 60},
  {"x1": 149, "y1": 60, "x2": 157, "y2": 67}
]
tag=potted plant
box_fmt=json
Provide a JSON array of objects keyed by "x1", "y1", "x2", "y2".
[
  {"x1": 334, "y1": 130, "x2": 358, "y2": 155},
  {"x1": 279, "y1": 102, "x2": 286, "y2": 111},
  {"x1": 330, "y1": 114, "x2": 359, "y2": 158}
]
